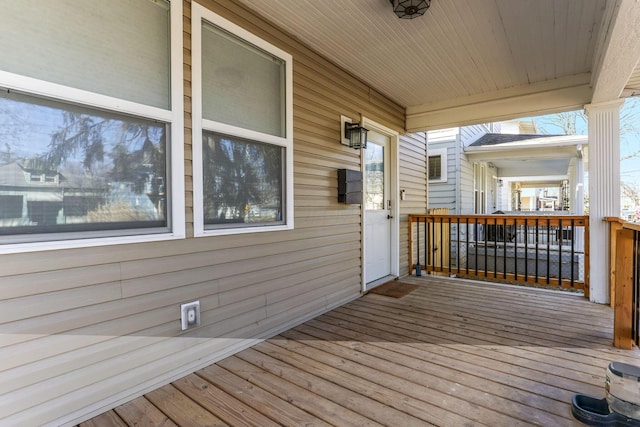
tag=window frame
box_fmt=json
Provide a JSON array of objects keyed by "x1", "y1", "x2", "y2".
[
  {"x1": 191, "y1": 3, "x2": 294, "y2": 237},
  {"x1": 428, "y1": 147, "x2": 447, "y2": 183},
  {"x1": 0, "y1": 0, "x2": 184, "y2": 254}
]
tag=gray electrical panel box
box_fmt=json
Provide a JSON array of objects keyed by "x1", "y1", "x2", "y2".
[{"x1": 337, "y1": 169, "x2": 362, "y2": 204}]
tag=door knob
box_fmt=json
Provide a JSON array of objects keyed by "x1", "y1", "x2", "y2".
[{"x1": 387, "y1": 215, "x2": 393, "y2": 219}]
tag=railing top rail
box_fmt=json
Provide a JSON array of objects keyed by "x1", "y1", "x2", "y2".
[
  {"x1": 604, "y1": 216, "x2": 640, "y2": 231},
  {"x1": 409, "y1": 213, "x2": 588, "y2": 224},
  {"x1": 605, "y1": 216, "x2": 625, "y2": 224},
  {"x1": 623, "y1": 222, "x2": 640, "y2": 232}
]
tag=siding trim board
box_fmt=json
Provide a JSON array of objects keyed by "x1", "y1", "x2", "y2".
[{"x1": 0, "y1": 1, "x2": 420, "y2": 425}]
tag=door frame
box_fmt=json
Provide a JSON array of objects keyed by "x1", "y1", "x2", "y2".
[{"x1": 361, "y1": 117, "x2": 400, "y2": 292}]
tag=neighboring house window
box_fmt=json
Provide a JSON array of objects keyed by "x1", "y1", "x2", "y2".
[
  {"x1": 428, "y1": 148, "x2": 447, "y2": 183},
  {"x1": 474, "y1": 163, "x2": 486, "y2": 214},
  {"x1": 192, "y1": 3, "x2": 293, "y2": 236},
  {"x1": 0, "y1": 0, "x2": 184, "y2": 250},
  {"x1": 0, "y1": 196, "x2": 23, "y2": 219}
]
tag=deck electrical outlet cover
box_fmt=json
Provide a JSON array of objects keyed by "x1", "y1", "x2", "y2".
[{"x1": 180, "y1": 301, "x2": 201, "y2": 331}]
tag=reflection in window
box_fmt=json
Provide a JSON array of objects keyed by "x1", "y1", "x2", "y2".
[
  {"x1": 203, "y1": 132, "x2": 283, "y2": 227},
  {"x1": 365, "y1": 143, "x2": 384, "y2": 210},
  {"x1": 0, "y1": 91, "x2": 168, "y2": 239}
]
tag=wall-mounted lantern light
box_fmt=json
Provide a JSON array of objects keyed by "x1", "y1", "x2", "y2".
[
  {"x1": 340, "y1": 115, "x2": 369, "y2": 150},
  {"x1": 390, "y1": 0, "x2": 431, "y2": 19},
  {"x1": 345, "y1": 122, "x2": 368, "y2": 149}
]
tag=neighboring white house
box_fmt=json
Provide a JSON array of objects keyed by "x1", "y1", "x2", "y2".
[
  {"x1": 426, "y1": 123, "x2": 496, "y2": 214},
  {"x1": 427, "y1": 121, "x2": 588, "y2": 215}
]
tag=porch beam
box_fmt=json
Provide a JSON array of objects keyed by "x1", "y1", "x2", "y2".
[
  {"x1": 585, "y1": 99, "x2": 623, "y2": 304},
  {"x1": 590, "y1": 0, "x2": 640, "y2": 103},
  {"x1": 406, "y1": 74, "x2": 592, "y2": 132},
  {"x1": 465, "y1": 147, "x2": 581, "y2": 162}
]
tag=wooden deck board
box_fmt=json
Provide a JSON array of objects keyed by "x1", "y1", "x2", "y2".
[
  {"x1": 328, "y1": 304, "x2": 608, "y2": 398},
  {"x1": 281, "y1": 325, "x2": 573, "y2": 426},
  {"x1": 114, "y1": 397, "x2": 178, "y2": 427},
  {"x1": 345, "y1": 297, "x2": 610, "y2": 384},
  {"x1": 173, "y1": 374, "x2": 280, "y2": 427},
  {"x1": 144, "y1": 384, "x2": 229, "y2": 427},
  {"x1": 78, "y1": 410, "x2": 128, "y2": 427},
  {"x1": 197, "y1": 364, "x2": 334, "y2": 427},
  {"x1": 308, "y1": 314, "x2": 582, "y2": 403},
  {"x1": 266, "y1": 333, "x2": 540, "y2": 427},
  {"x1": 218, "y1": 355, "x2": 386, "y2": 427},
  {"x1": 248, "y1": 341, "x2": 464, "y2": 426},
  {"x1": 79, "y1": 276, "x2": 640, "y2": 427}
]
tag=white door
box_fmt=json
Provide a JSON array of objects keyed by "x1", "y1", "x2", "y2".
[{"x1": 364, "y1": 131, "x2": 392, "y2": 286}]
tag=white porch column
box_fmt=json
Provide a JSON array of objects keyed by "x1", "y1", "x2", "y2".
[{"x1": 585, "y1": 100, "x2": 622, "y2": 304}]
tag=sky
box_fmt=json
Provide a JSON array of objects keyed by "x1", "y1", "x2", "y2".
[{"x1": 618, "y1": 97, "x2": 640, "y2": 183}]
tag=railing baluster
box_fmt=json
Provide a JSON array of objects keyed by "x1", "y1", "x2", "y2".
[
  {"x1": 448, "y1": 217, "x2": 452, "y2": 274},
  {"x1": 493, "y1": 217, "x2": 498, "y2": 278},
  {"x1": 570, "y1": 219, "x2": 575, "y2": 287},
  {"x1": 546, "y1": 219, "x2": 551, "y2": 285},
  {"x1": 631, "y1": 230, "x2": 640, "y2": 345},
  {"x1": 474, "y1": 218, "x2": 478, "y2": 276},
  {"x1": 425, "y1": 215, "x2": 429, "y2": 272},
  {"x1": 440, "y1": 216, "x2": 444, "y2": 272},
  {"x1": 535, "y1": 218, "x2": 539, "y2": 283},
  {"x1": 456, "y1": 217, "x2": 461, "y2": 275},
  {"x1": 415, "y1": 217, "x2": 420, "y2": 275},
  {"x1": 523, "y1": 219, "x2": 528, "y2": 281},
  {"x1": 559, "y1": 218, "x2": 563, "y2": 287},
  {"x1": 484, "y1": 217, "x2": 488, "y2": 278},
  {"x1": 466, "y1": 218, "x2": 470, "y2": 275},
  {"x1": 503, "y1": 217, "x2": 507, "y2": 279}
]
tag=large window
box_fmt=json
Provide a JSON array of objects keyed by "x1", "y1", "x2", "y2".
[
  {"x1": 0, "y1": 0, "x2": 184, "y2": 251},
  {"x1": 192, "y1": 4, "x2": 293, "y2": 236}
]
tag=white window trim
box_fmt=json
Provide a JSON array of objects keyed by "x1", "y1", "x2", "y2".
[
  {"x1": 191, "y1": 3, "x2": 294, "y2": 237},
  {"x1": 0, "y1": 1, "x2": 184, "y2": 254},
  {"x1": 428, "y1": 147, "x2": 447, "y2": 183}
]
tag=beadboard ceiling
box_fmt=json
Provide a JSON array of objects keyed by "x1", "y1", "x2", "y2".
[{"x1": 236, "y1": 0, "x2": 640, "y2": 130}]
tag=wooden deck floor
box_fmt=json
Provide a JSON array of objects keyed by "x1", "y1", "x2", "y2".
[{"x1": 79, "y1": 276, "x2": 640, "y2": 426}]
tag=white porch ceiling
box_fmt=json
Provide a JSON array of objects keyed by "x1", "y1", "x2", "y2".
[{"x1": 236, "y1": 0, "x2": 640, "y2": 131}]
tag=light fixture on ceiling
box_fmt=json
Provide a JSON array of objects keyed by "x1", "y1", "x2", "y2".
[
  {"x1": 390, "y1": 0, "x2": 431, "y2": 19},
  {"x1": 344, "y1": 121, "x2": 369, "y2": 150}
]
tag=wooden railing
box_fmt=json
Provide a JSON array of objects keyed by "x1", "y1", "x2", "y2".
[
  {"x1": 409, "y1": 214, "x2": 589, "y2": 292},
  {"x1": 608, "y1": 218, "x2": 640, "y2": 349}
]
